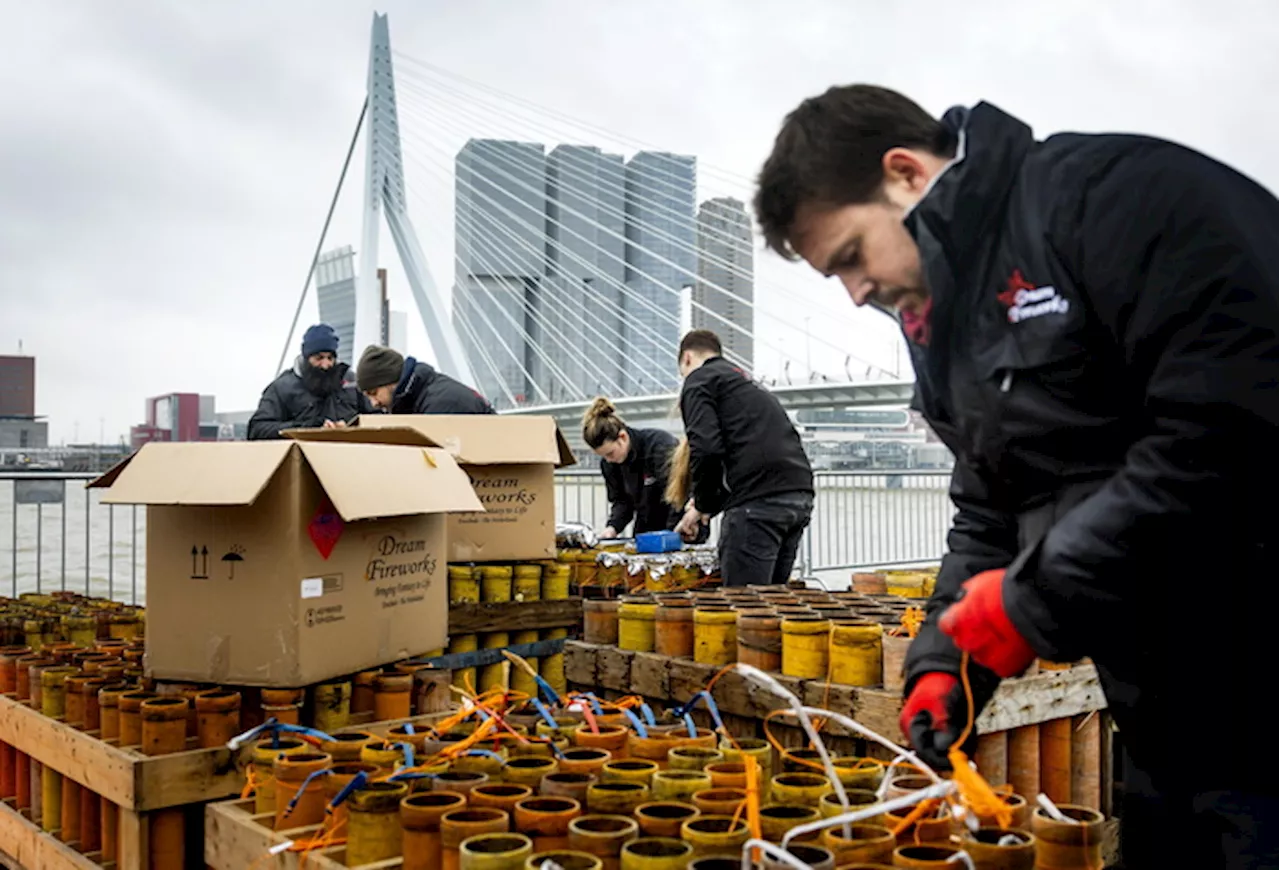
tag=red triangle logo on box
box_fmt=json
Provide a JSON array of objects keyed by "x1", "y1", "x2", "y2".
[{"x1": 308, "y1": 498, "x2": 344, "y2": 560}]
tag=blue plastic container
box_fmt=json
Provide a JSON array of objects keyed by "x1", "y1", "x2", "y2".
[{"x1": 634, "y1": 530, "x2": 682, "y2": 554}]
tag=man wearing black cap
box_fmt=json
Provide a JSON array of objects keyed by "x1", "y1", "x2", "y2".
[
  {"x1": 246, "y1": 324, "x2": 365, "y2": 439},
  {"x1": 357, "y1": 345, "x2": 495, "y2": 415}
]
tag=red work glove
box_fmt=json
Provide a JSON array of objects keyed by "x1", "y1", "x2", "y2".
[
  {"x1": 939, "y1": 569, "x2": 1036, "y2": 678},
  {"x1": 900, "y1": 672, "x2": 967, "y2": 771}
]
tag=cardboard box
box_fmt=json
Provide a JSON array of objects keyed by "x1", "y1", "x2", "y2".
[
  {"x1": 89, "y1": 440, "x2": 482, "y2": 687},
  {"x1": 286, "y1": 415, "x2": 575, "y2": 562}
]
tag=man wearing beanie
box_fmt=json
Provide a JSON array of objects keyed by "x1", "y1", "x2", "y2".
[
  {"x1": 246, "y1": 324, "x2": 366, "y2": 439},
  {"x1": 357, "y1": 345, "x2": 495, "y2": 415}
]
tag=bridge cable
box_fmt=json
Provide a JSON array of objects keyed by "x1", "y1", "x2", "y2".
[
  {"x1": 394, "y1": 80, "x2": 896, "y2": 376},
  {"x1": 274, "y1": 97, "x2": 368, "y2": 379},
  {"x1": 395, "y1": 139, "x2": 683, "y2": 393}
]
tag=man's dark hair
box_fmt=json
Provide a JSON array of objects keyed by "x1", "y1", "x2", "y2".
[
  {"x1": 678, "y1": 329, "x2": 722, "y2": 359},
  {"x1": 754, "y1": 85, "x2": 955, "y2": 260}
]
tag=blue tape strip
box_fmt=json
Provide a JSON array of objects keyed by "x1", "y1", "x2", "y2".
[
  {"x1": 704, "y1": 694, "x2": 724, "y2": 731},
  {"x1": 534, "y1": 674, "x2": 562, "y2": 707},
  {"x1": 466, "y1": 749, "x2": 505, "y2": 762},
  {"x1": 621, "y1": 707, "x2": 648, "y2": 738},
  {"x1": 640, "y1": 703, "x2": 656, "y2": 726},
  {"x1": 532, "y1": 698, "x2": 559, "y2": 729},
  {"x1": 328, "y1": 771, "x2": 368, "y2": 811},
  {"x1": 284, "y1": 769, "x2": 331, "y2": 817}
]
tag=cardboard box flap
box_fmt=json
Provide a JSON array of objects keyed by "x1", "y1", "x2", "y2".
[
  {"x1": 282, "y1": 426, "x2": 439, "y2": 448},
  {"x1": 357, "y1": 414, "x2": 576, "y2": 467},
  {"x1": 86, "y1": 452, "x2": 136, "y2": 490},
  {"x1": 295, "y1": 441, "x2": 483, "y2": 521},
  {"x1": 91, "y1": 441, "x2": 294, "y2": 506}
]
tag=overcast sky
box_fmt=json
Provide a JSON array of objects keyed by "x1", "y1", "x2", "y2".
[{"x1": 2, "y1": 0, "x2": 1275, "y2": 444}]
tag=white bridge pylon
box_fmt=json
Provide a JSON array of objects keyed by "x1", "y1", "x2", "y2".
[{"x1": 353, "y1": 13, "x2": 475, "y2": 385}]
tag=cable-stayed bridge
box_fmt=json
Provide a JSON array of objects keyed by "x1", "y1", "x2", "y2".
[{"x1": 284, "y1": 13, "x2": 915, "y2": 438}]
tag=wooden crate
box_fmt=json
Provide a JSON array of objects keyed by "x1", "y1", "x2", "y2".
[
  {"x1": 0, "y1": 692, "x2": 449, "y2": 870},
  {"x1": 0, "y1": 691, "x2": 242, "y2": 870},
  {"x1": 205, "y1": 798, "x2": 401, "y2": 870},
  {"x1": 564, "y1": 640, "x2": 1114, "y2": 816},
  {"x1": 566, "y1": 641, "x2": 1105, "y2": 738}
]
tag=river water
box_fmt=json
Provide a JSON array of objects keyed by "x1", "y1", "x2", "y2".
[{"x1": 0, "y1": 473, "x2": 954, "y2": 606}]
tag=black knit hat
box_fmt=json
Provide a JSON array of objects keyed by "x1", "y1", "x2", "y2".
[
  {"x1": 301, "y1": 323, "x2": 340, "y2": 359},
  {"x1": 357, "y1": 345, "x2": 405, "y2": 392}
]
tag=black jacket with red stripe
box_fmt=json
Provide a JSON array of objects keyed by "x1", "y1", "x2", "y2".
[{"x1": 899, "y1": 102, "x2": 1277, "y2": 795}]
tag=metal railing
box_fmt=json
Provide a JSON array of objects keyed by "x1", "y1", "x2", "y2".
[
  {"x1": 0, "y1": 469, "x2": 954, "y2": 605},
  {"x1": 555, "y1": 469, "x2": 952, "y2": 573},
  {"x1": 0, "y1": 473, "x2": 145, "y2": 605}
]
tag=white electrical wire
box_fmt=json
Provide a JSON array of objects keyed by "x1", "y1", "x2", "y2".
[
  {"x1": 740, "y1": 839, "x2": 811, "y2": 870},
  {"x1": 730, "y1": 664, "x2": 850, "y2": 809}
]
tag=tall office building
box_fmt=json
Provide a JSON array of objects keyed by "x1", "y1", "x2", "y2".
[
  {"x1": 316, "y1": 246, "x2": 357, "y2": 365},
  {"x1": 540, "y1": 145, "x2": 626, "y2": 401},
  {"x1": 316, "y1": 247, "x2": 409, "y2": 376},
  {"x1": 623, "y1": 152, "x2": 696, "y2": 394},
  {"x1": 0, "y1": 355, "x2": 47, "y2": 449},
  {"x1": 450, "y1": 141, "x2": 698, "y2": 404},
  {"x1": 453, "y1": 139, "x2": 547, "y2": 408},
  {"x1": 694, "y1": 197, "x2": 754, "y2": 371}
]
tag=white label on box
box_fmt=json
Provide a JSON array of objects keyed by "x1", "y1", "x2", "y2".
[{"x1": 300, "y1": 577, "x2": 325, "y2": 599}]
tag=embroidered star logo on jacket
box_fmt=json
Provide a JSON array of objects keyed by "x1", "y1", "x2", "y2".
[{"x1": 998, "y1": 269, "x2": 1070, "y2": 323}]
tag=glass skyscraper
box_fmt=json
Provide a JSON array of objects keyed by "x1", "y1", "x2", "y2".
[
  {"x1": 452, "y1": 141, "x2": 697, "y2": 405},
  {"x1": 694, "y1": 197, "x2": 754, "y2": 372},
  {"x1": 623, "y1": 152, "x2": 697, "y2": 394}
]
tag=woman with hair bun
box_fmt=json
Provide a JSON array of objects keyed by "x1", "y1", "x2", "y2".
[{"x1": 582, "y1": 397, "x2": 692, "y2": 540}]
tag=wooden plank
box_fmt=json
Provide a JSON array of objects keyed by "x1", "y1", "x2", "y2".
[
  {"x1": 564, "y1": 641, "x2": 597, "y2": 688},
  {"x1": 799, "y1": 681, "x2": 901, "y2": 744},
  {"x1": 977, "y1": 665, "x2": 1105, "y2": 734},
  {"x1": 117, "y1": 807, "x2": 145, "y2": 870},
  {"x1": 201, "y1": 799, "x2": 386, "y2": 869},
  {"x1": 203, "y1": 799, "x2": 282, "y2": 870},
  {"x1": 0, "y1": 697, "x2": 136, "y2": 809},
  {"x1": 203, "y1": 798, "x2": 357, "y2": 870},
  {"x1": 563, "y1": 646, "x2": 1107, "y2": 745},
  {"x1": 0, "y1": 802, "x2": 101, "y2": 870},
  {"x1": 629, "y1": 652, "x2": 670, "y2": 701},
  {"x1": 594, "y1": 647, "x2": 635, "y2": 693},
  {"x1": 0, "y1": 695, "x2": 241, "y2": 812},
  {"x1": 448, "y1": 598, "x2": 583, "y2": 634},
  {"x1": 719, "y1": 712, "x2": 759, "y2": 744},
  {"x1": 666, "y1": 657, "x2": 710, "y2": 708}
]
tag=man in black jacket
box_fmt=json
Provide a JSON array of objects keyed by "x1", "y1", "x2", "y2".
[
  {"x1": 247, "y1": 323, "x2": 364, "y2": 439},
  {"x1": 675, "y1": 329, "x2": 814, "y2": 585},
  {"x1": 754, "y1": 84, "x2": 1276, "y2": 868},
  {"x1": 356, "y1": 345, "x2": 495, "y2": 415}
]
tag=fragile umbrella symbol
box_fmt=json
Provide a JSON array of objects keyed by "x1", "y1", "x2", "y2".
[{"x1": 222, "y1": 545, "x2": 246, "y2": 579}]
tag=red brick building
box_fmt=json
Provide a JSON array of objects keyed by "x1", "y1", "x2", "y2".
[{"x1": 130, "y1": 393, "x2": 218, "y2": 449}]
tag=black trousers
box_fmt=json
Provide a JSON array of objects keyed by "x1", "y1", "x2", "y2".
[
  {"x1": 1117, "y1": 749, "x2": 1278, "y2": 869},
  {"x1": 717, "y1": 491, "x2": 813, "y2": 587}
]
